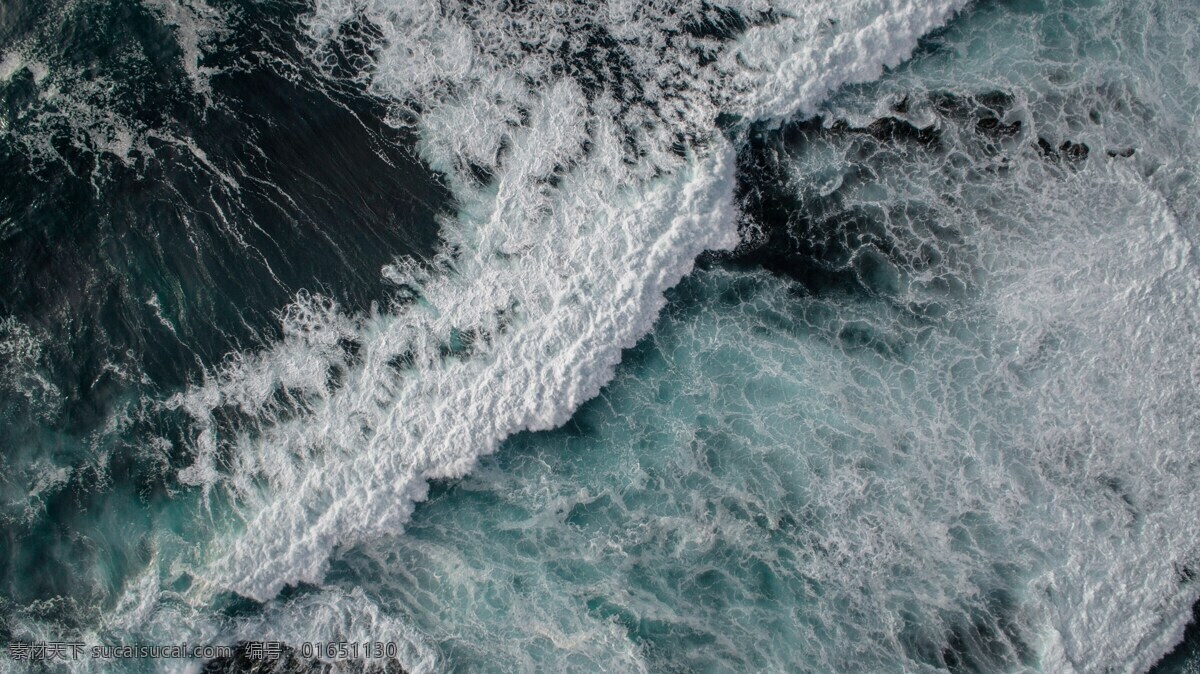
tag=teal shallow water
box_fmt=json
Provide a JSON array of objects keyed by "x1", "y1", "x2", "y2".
[{"x1": 323, "y1": 1, "x2": 1200, "y2": 670}]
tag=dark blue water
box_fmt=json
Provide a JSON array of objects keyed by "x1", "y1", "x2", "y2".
[{"x1": 0, "y1": 0, "x2": 447, "y2": 651}]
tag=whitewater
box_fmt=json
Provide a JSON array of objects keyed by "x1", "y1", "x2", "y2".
[
  {"x1": 168, "y1": 0, "x2": 964, "y2": 614},
  {"x1": 1, "y1": 0, "x2": 1198, "y2": 672}
]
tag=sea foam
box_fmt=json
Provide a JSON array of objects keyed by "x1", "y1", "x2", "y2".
[{"x1": 165, "y1": 0, "x2": 963, "y2": 603}]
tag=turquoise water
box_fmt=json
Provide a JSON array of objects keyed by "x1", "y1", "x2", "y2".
[
  {"x1": 322, "y1": 2, "x2": 1200, "y2": 671},
  {"x1": 2, "y1": 0, "x2": 1199, "y2": 672}
]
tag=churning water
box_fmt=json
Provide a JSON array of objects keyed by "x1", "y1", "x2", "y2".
[{"x1": 1, "y1": 0, "x2": 1198, "y2": 672}]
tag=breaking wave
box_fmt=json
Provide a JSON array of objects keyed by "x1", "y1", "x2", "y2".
[
  {"x1": 5, "y1": 0, "x2": 1200, "y2": 672},
  {"x1": 167, "y1": 0, "x2": 964, "y2": 602}
]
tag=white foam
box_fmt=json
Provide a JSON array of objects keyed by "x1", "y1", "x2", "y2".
[
  {"x1": 141, "y1": 0, "x2": 228, "y2": 97},
  {"x1": 0, "y1": 52, "x2": 24, "y2": 82},
  {"x1": 725, "y1": 2, "x2": 963, "y2": 122},
  {"x1": 0, "y1": 317, "x2": 61, "y2": 424},
  {"x1": 163, "y1": 0, "x2": 965, "y2": 604},
  {"x1": 1008, "y1": 181, "x2": 1200, "y2": 672},
  {"x1": 188, "y1": 131, "x2": 739, "y2": 599},
  {"x1": 27, "y1": 60, "x2": 49, "y2": 84}
]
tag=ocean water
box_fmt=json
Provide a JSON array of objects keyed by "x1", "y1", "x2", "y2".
[{"x1": 1, "y1": 0, "x2": 1199, "y2": 672}]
